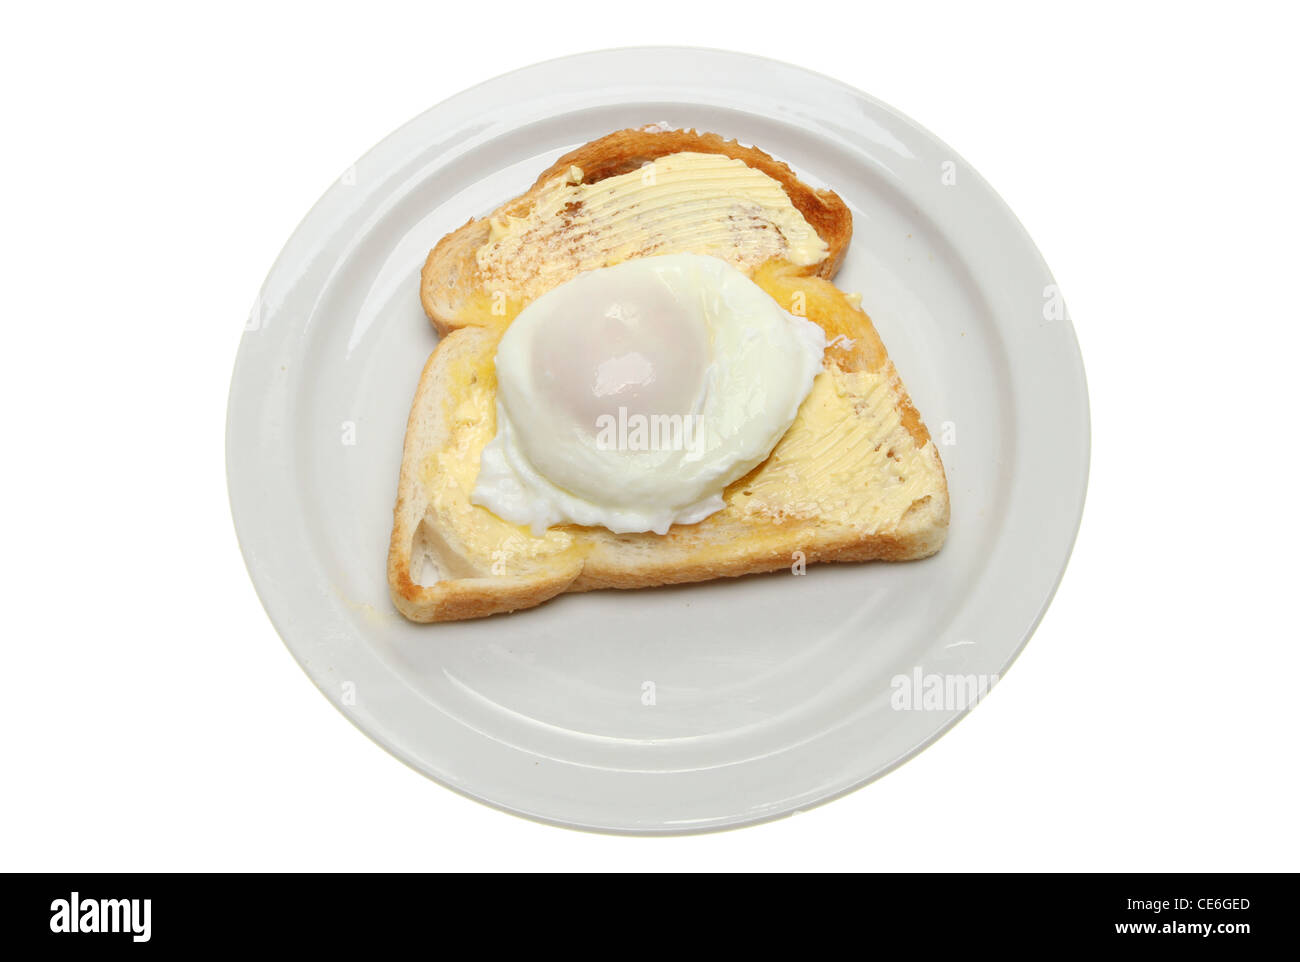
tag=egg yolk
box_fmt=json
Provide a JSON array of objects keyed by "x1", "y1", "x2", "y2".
[{"x1": 528, "y1": 270, "x2": 710, "y2": 438}]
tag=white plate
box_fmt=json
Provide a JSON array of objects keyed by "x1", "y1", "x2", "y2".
[{"x1": 227, "y1": 47, "x2": 1089, "y2": 834}]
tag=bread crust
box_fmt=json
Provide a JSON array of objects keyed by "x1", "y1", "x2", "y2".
[{"x1": 418, "y1": 127, "x2": 853, "y2": 336}]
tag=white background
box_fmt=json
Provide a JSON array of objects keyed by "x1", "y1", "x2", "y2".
[{"x1": 4, "y1": 2, "x2": 1297, "y2": 871}]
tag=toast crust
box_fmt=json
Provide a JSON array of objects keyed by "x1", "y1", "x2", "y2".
[{"x1": 418, "y1": 127, "x2": 853, "y2": 336}]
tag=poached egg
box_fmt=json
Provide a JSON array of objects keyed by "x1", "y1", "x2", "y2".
[{"x1": 472, "y1": 253, "x2": 826, "y2": 535}]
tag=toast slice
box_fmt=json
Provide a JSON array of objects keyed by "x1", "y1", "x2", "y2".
[
  {"x1": 389, "y1": 259, "x2": 949, "y2": 622},
  {"x1": 419, "y1": 127, "x2": 854, "y2": 336}
]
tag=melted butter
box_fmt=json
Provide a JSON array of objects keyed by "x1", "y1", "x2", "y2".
[
  {"x1": 726, "y1": 365, "x2": 943, "y2": 531},
  {"x1": 476, "y1": 152, "x2": 829, "y2": 302},
  {"x1": 420, "y1": 326, "x2": 579, "y2": 571}
]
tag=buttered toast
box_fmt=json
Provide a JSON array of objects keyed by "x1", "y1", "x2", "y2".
[
  {"x1": 419, "y1": 128, "x2": 853, "y2": 336},
  {"x1": 390, "y1": 129, "x2": 948, "y2": 622}
]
